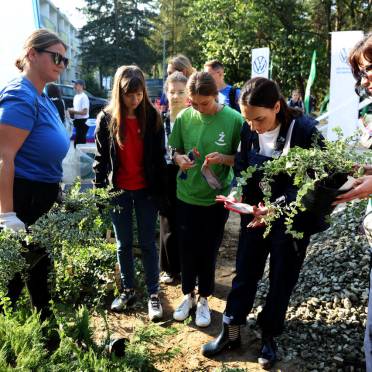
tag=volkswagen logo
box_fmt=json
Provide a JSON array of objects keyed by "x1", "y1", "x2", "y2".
[
  {"x1": 339, "y1": 48, "x2": 349, "y2": 64},
  {"x1": 253, "y1": 56, "x2": 267, "y2": 74}
]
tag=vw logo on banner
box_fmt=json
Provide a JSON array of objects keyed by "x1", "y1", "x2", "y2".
[
  {"x1": 339, "y1": 48, "x2": 349, "y2": 64},
  {"x1": 251, "y1": 47, "x2": 270, "y2": 78},
  {"x1": 253, "y1": 56, "x2": 267, "y2": 74}
]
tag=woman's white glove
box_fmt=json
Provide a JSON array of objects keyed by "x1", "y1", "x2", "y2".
[{"x1": 0, "y1": 212, "x2": 25, "y2": 232}]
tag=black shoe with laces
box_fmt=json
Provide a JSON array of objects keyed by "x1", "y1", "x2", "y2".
[
  {"x1": 111, "y1": 289, "x2": 136, "y2": 312},
  {"x1": 258, "y1": 336, "x2": 277, "y2": 370}
]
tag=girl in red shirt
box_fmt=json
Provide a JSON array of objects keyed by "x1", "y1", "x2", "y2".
[{"x1": 94, "y1": 66, "x2": 167, "y2": 321}]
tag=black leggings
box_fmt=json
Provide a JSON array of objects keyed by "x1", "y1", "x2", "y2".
[
  {"x1": 176, "y1": 199, "x2": 229, "y2": 297},
  {"x1": 6, "y1": 178, "x2": 60, "y2": 320}
]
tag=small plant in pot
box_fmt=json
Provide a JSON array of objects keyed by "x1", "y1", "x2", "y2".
[{"x1": 236, "y1": 128, "x2": 371, "y2": 239}]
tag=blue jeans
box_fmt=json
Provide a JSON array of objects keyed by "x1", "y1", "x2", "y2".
[{"x1": 111, "y1": 189, "x2": 159, "y2": 295}]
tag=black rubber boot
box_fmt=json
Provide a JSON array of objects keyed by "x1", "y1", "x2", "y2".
[
  {"x1": 258, "y1": 336, "x2": 277, "y2": 370},
  {"x1": 201, "y1": 322, "x2": 241, "y2": 357}
]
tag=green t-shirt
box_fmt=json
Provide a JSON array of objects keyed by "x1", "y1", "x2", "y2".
[{"x1": 169, "y1": 105, "x2": 244, "y2": 206}]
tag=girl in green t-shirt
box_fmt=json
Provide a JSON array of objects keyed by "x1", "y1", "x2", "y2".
[{"x1": 169, "y1": 71, "x2": 243, "y2": 328}]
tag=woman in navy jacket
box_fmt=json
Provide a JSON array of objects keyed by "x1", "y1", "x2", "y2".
[{"x1": 202, "y1": 77, "x2": 324, "y2": 369}]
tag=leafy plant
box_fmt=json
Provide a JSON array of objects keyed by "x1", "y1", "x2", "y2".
[
  {"x1": 236, "y1": 129, "x2": 372, "y2": 238},
  {"x1": 0, "y1": 230, "x2": 27, "y2": 297}
]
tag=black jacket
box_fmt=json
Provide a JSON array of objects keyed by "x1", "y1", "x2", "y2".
[{"x1": 93, "y1": 110, "x2": 167, "y2": 203}]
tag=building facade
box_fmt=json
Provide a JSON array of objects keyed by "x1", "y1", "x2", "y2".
[{"x1": 39, "y1": 0, "x2": 81, "y2": 84}]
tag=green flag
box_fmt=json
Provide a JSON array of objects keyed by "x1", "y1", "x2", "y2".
[{"x1": 304, "y1": 50, "x2": 317, "y2": 114}]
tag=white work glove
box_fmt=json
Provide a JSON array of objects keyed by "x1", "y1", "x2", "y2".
[{"x1": 0, "y1": 212, "x2": 25, "y2": 232}]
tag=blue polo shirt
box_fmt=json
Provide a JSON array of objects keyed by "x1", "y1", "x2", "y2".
[
  {"x1": 0, "y1": 77, "x2": 69, "y2": 183},
  {"x1": 219, "y1": 85, "x2": 241, "y2": 110}
]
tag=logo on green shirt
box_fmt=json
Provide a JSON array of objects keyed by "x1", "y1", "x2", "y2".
[{"x1": 215, "y1": 132, "x2": 226, "y2": 146}]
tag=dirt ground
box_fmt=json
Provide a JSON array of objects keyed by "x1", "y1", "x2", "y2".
[{"x1": 93, "y1": 213, "x2": 300, "y2": 371}]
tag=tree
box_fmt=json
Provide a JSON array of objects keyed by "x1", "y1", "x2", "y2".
[{"x1": 79, "y1": 0, "x2": 157, "y2": 87}]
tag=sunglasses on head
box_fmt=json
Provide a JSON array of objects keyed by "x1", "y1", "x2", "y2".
[{"x1": 37, "y1": 49, "x2": 69, "y2": 67}]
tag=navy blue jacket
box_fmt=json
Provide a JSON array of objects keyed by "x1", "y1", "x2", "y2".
[{"x1": 235, "y1": 115, "x2": 325, "y2": 234}]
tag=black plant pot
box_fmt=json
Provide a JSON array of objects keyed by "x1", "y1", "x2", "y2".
[
  {"x1": 106, "y1": 337, "x2": 128, "y2": 358},
  {"x1": 295, "y1": 172, "x2": 350, "y2": 234}
]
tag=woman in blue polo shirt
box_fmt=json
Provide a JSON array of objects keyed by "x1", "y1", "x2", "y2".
[{"x1": 0, "y1": 29, "x2": 70, "y2": 319}]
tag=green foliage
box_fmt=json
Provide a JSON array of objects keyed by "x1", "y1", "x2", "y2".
[
  {"x1": 0, "y1": 311, "x2": 48, "y2": 370},
  {"x1": 148, "y1": 0, "x2": 371, "y2": 103},
  {"x1": 0, "y1": 230, "x2": 27, "y2": 296},
  {"x1": 82, "y1": 71, "x2": 107, "y2": 97},
  {"x1": 0, "y1": 306, "x2": 181, "y2": 370},
  {"x1": 29, "y1": 183, "x2": 117, "y2": 306},
  {"x1": 236, "y1": 130, "x2": 372, "y2": 238},
  {"x1": 79, "y1": 0, "x2": 158, "y2": 81}
]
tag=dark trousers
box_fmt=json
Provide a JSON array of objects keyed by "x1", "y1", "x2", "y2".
[
  {"x1": 159, "y1": 164, "x2": 180, "y2": 275},
  {"x1": 224, "y1": 218, "x2": 310, "y2": 337},
  {"x1": 73, "y1": 118, "x2": 88, "y2": 148},
  {"x1": 176, "y1": 199, "x2": 229, "y2": 297},
  {"x1": 6, "y1": 178, "x2": 59, "y2": 319}
]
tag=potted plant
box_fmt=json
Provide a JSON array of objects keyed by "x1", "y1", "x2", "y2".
[{"x1": 235, "y1": 129, "x2": 371, "y2": 238}]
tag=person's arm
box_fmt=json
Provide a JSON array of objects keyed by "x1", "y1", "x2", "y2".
[
  {"x1": 204, "y1": 152, "x2": 235, "y2": 166},
  {"x1": 68, "y1": 107, "x2": 88, "y2": 116},
  {"x1": 173, "y1": 150, "x2": 195, "y2": 171},
  {"x1": 0, "y1": 124, "x2": 29, "y2": 230},
  {"x1": 93, "y1": 113, "x2": 110, "y2": 188},
  {"x1": 334, "y1": 175, "x2": 372, "y2": 204}
]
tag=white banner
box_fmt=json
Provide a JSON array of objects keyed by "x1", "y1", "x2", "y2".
[
  {"x1": 0, "y1": 0, "x2": 38, "y2": 87},
  {"x1": 327, "y1": 31, "x2": 363, "y2": 140},
  {"x1": 251, "y1": 48, "x2": 270, "y2": 79}
]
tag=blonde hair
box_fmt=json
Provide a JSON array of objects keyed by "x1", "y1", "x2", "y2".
[
  {"x1": 168, "y1": 54, "x2": 194, "y2": 78},
  {"x1": 15, "y1": 29, "x2": 67, "y2": 72},
  {"x1": 105, "y1": 65, "x2": 161, "y2": 147}
]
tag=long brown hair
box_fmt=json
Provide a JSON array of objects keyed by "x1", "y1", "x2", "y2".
[
  {"x1": 106, "y1": 65, "x2": 161, "y2": 147},
  {"x1": 239, "y1": 77, "x2": 302, "y2": 129},
  {"x1": 15, "y1": 29, "x2": 67, "y2": 72},
  {"x1": 348, "y1": 33, "x2": 372, "y2": 89}
]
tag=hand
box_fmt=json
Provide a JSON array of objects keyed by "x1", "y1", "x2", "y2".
[
  {"x1": 204, "y1": 152, "x2": 224, "y2": 166},
  {"x1": 68, "y1": 108, "x2": 74, "y2": 115},
  {"x1": 334, "y1": 175, "x2": 372, "y2": 204},
  {"x1": 248, "y1": 202, "x2": 268, "y2": 228},
  {"x1": 0, "y1": 212, "x2": 25, "y2": 232},
  {"x1": 175, "y1": 154, "x2": 195, "y2": 172}
]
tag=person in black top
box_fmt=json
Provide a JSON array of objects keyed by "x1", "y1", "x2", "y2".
[
  {"x1": 159, "y1": 71, "x2": 189, "y2": 285},
  {"x1": 46, "y1": 83, "x2": 65, "y2": 122},
  {"x1": 202, "y1": 78, "x2": 325, "y2": 369}
]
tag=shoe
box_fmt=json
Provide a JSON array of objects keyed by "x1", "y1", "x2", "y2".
[
  {"x1": 195, "y1": 297, "x2": 211, "y2": 327},
  {"x1": 111, "y1": 289, "x2": 136, "y2": 312},
  {"x1": 160, "y1": 272, "x2": 174, "y2": 284},
  {"x1": 258, "y1": 336, "x2": 277, "y2": 370},
  {"x1": 201, "y1": 322, "x2": 241, "y2": 357},
  {"x1": 148, "y1": 294, "x2": 163, "y2": 321},
  {"x1": 173, "y1": 293, "x2": 196, "y2": 321}
]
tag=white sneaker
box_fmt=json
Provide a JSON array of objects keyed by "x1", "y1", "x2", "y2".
[
  {"x1": 195, "y1": 297, "x2": 211, "y2": 327},
  {"x1": 160, "y1": 272, "x2": 174, "y2": 284},
  {"x1": 173, "y1": 293, "x2": 196, "y2": 321},
  {"x1": 148, "y1": 294, "x2": 163, "y2": 321}
]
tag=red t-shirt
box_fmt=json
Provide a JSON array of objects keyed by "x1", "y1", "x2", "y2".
[{"x1": 115, "y1": 117, "x2": 147, "y2": 190}]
